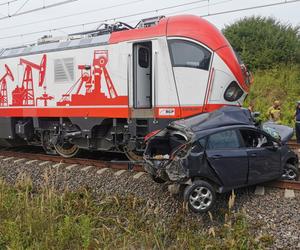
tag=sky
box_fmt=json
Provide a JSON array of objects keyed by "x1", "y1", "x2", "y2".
[{"x1": 0, "y1": 0, "x2": 299, "y2": 48}]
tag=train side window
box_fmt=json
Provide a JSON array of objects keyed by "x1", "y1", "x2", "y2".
[
  {"x1": 168, "y1": 39, "x2": 211, "y2": 70},
  {"x1": 138, "y1": 47, "x2": 149, "y2": 68}
]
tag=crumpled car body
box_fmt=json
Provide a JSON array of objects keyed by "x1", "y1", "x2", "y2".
[{"x1": 143, "y1": 107, "x2": 298, "y2": 193}]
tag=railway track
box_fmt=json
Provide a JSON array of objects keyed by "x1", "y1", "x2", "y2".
[
  {"x1": 0, "y1": 146, "x2": 144, "y2": 172},
  {"x1": 287, "y1": 140, "x2": 300, "y2": 150},
  {"x1": 265, "y1": 180, "x2": 300, "y2": 191},
  {"x1": 0, "y1": 145, "x2": 299, "y2": 191}
]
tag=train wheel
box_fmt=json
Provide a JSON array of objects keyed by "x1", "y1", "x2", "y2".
[
  {"x1": 124, "y1": 147, "x2": 143, "y2": 162},
  {"x1": 42, "y1": 131, "x2": 58, "y2": 155},
  {"x1": 43, "y1": 144, "x2": 57, "y2": 155},
  {"x1": 54, "y1": 142, "x2": 79, "y2": 158}
]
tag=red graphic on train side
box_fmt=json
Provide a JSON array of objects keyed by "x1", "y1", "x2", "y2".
[
  {"x1": 10, "y1": 54, "x2": 53, "y2": 107},
  {"x1": 0, "y1": 64, "x2": 14, "y2": 107},
  {"x1": 57, "y1": 50, "x2": 128, "y2": 106}
]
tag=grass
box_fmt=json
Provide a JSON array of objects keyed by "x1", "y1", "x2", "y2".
[
  {"x1": 0, "y1": 175, "x2": 272, "y2": 249},
  {"x1": 245, "y1": 64, "x2": 300, "y2": 126}
]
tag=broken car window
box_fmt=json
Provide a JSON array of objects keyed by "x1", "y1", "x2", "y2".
[
  {"x1": 240, "y1": 129, "x2": 272, "y2": 148},
  {"x1": 199, "y1": 138, "x2": 206, "y2": 147},
  {"x1": 207, "y1": 130, "x2": 241, "y2": 150},
  {"x1": 191, "y1": 138, "x2": 206, "y2": 153},
  {"x1": 191, "y1": 144, "x2": 202, "y2": 153}
]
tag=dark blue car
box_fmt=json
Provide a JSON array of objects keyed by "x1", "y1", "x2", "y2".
[{"x1": 144, "y1": 107, "x2": 299, "y2": 213}]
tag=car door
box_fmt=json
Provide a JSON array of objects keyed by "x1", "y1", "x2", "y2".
[
  {"x1": 239, "y1": 128, "x2": 281, "y2": 184},
  {"x1": 186, "y1": 138, "x2": 224, "y2": 186},
  {"x1": 205, "y1": 129, "x2": 248, "y2": 187}
]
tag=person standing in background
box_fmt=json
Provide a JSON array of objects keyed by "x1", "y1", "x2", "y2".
[
  {"x1": 295, "y1": 101, "x2": 300, "y2": 143},
  {"x1": 248, "y1": 101, "x2": 255, "y2": 113},
  {"x1": 267, "y1": 100, "x2": 281, "y2": 124}
]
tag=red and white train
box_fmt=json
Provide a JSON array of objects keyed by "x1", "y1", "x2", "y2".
[{"x1": 0, "y1": 15, "x2": 251, "y2": 160}]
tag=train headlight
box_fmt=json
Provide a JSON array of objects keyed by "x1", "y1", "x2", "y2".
[{"x1": 224, "y1": 81, "x2": 244, "y2": 102}]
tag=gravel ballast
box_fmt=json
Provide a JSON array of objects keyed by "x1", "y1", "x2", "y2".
[{"x1": 0, "y1": 157, "x2": 299, "y2": 249}]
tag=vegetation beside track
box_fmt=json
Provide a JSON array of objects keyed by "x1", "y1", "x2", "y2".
[
  {"x1": 223, "y1": 16, "x2": 300, "y2": 127},
  {"x1": 223, "y1": 16, "x2": 300, "y2": 70},
  {"x1": 245, "y1": 65, "x2": 300, "y2": 126},
  {"x1": 0, "y1": 176, "x2": 272, "y2": 249}
]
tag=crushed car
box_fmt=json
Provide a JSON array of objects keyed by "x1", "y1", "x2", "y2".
[{"x1": 143, "y1": 106, "x2": 299, "y2": 213}]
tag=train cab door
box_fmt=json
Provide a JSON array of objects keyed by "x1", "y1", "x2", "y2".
[{"x1": 133, "y1": 42, "x2": 152, "y2": 111}]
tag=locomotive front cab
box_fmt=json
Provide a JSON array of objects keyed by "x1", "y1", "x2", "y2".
[
  {"x1": 167, "y1": 38, "x2": 213, "y2": 114},
  {"x1": 111, "y1": 15, "x2": 252, "y2": 159},
  {"x1": 166, "y1": 15, "x2": 251, "y2": 115}
]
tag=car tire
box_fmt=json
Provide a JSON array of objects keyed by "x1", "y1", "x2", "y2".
[
  {"x1": 282, "y1": 163, "x2": 299, "y2": 181},
  {"x1": 151, "y1": 175, "x2": 166, "y2": 183},
  {"x1": 183, "y1": 180, "x2": 216, "y2": 213}
]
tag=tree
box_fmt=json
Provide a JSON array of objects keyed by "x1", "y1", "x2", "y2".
[{"x1": 223, "y1": 16, "x2": 300, "y2": 70}]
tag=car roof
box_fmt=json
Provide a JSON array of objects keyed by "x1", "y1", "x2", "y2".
[
  {"x1": 171, "y1": 106, "x2": 254, "y2": 135},
  {"x1": 194, "y1": 124, "x2": 256, "y2": 140}
]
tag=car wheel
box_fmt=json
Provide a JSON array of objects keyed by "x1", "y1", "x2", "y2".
[
  {"x1": 183, "y1": 180, "x2": 216, "y2": 213},
  {"x1": 151, "y1": 175, "x2": 166, "y2": 183},
  {"x1": 282, "y1": 163, "x2": 299, "y2": 181}
]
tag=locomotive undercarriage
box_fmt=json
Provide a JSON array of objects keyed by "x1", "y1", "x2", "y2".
[{"x1": 0, "y1": 117, "x2": 171, "y2": 161}]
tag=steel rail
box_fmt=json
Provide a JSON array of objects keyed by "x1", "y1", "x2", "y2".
[
  {"x1": 0, "y1": 147, "x2": 298, "y2": 190},
  {"x1": 0, "y1": 148, "x2": 144, "y2": 172},
  {"x1": 264, "y1": 180, "x2": 300, "y2": 191}
]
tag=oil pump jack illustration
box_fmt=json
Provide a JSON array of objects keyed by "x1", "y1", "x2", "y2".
[
  {"x1": 57, "y1": 50, "x2": 127, "y2": 106},
  {"x1": 11, "y1": 54, "x2": 53, "y2": 106},
  {"x1": 0, "y1": 64, "x2": 14, "y2": 107}
]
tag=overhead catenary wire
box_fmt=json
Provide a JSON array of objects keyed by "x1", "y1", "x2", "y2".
[
  {"x1": 0, "y1": 0, "x2": 232, "y2": 47},
  {"x1": 0, "y1": 0, "x2": 218, "y2": 40},
  {"x1": 200, "y1": 0, "x2": 300, "y2": 17},
  {"x1": 0, "y1": 0, "x2": 79, "y2": 21},
  {"x1": 13, "y1": 0, "x2": 30, "y2": 15},
  {"x1": 166, "y1": 0, "x2": 232, "y2": 16},
  {"x1": 0, "y1": 0, "x2": 19, "y2": 7},
  {"x1": 112, "y1": 0, "x2": 233, "y2": 27},
  {"x1": 0, "y1": 0, "x2": 299, "y2": 43},
  {"x1": 0, "y1": 0, "x2": 145, "y2": 31}
]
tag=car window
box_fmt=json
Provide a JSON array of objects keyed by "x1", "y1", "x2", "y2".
[
  {"x1": 240, "y1": 129, "x2": 273, "y2": 148},
  {"x1": 191, "y1": 138, "x2": 206, "y2": 153},
  {"x1": 207, "y1": 130, "x2": 241, "y2": 150}
]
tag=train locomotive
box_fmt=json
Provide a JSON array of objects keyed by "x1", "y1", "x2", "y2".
[{"x1": 0, "y1": 15, "x2": 251, "y2": 160}]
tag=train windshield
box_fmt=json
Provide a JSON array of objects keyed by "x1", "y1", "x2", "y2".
[{"x1": 168, "y1": 39, "x2": 211, "y2": 70}]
